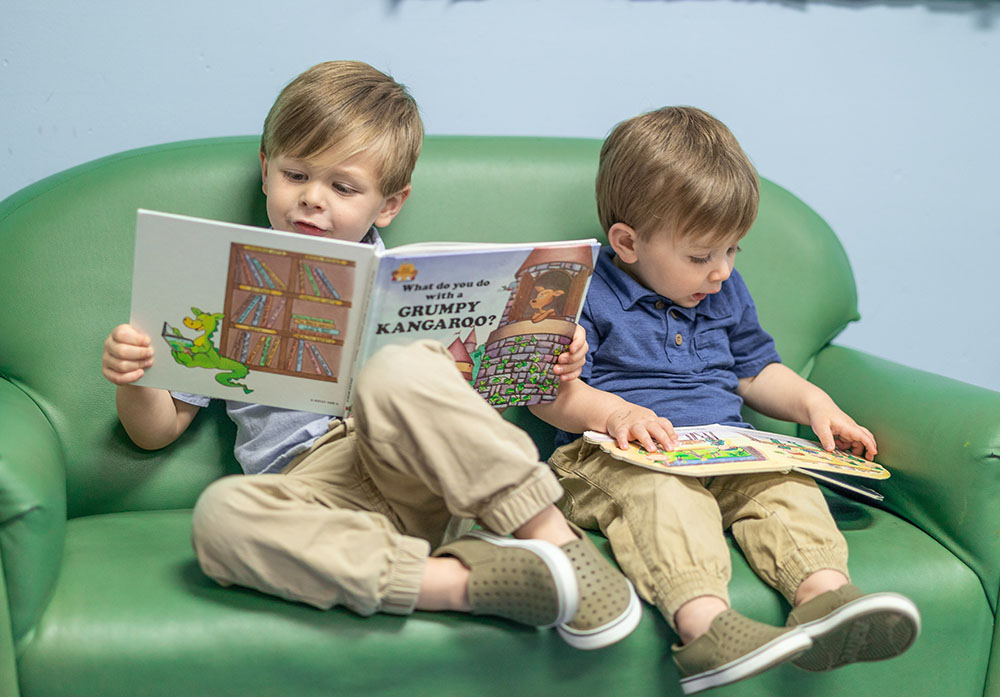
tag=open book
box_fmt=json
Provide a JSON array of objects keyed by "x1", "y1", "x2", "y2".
[
  {"x1": 129, "y1": 210, "x2": 599, "y2": 416},
  {"x1": 583, "y1": 424, "x2": 889, "y2": 501}
]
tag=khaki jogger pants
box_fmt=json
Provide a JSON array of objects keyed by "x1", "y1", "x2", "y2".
[
  {"x1": 549, "y1": 438, "x2": 849, "y2": 629},
  {"x1": 191, "y1": 340, "x2": 564, "y2": 617}
]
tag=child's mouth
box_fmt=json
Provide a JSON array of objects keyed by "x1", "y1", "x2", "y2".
[{"x1": 293, "y1": 221, "x2": 327, "y2": 236}]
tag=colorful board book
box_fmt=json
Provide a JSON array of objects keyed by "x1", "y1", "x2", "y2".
[
  {"x1": 130, "y1": 210, "x2": 600, "y2": 416},
  {"x1": 583, "y1": 424, "x2": 889, "y2": 501}
]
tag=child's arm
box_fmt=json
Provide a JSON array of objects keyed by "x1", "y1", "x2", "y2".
[
  {"x1": 737, "y1": 362, "x2": 877, "y2": 459},
  {"x1": 530, "y1": 377, "x2": 678, "y2": 452},
  {"x1": 102, "y1": 324, "x2": 200, "y2": 450}
]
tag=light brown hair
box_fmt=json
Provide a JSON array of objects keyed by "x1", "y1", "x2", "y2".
[
  {"x1": 596, "y1": 106, "x2": 759, "y2": 243},
  {"x1": 261, "y1": 61, "x2": 423, "y2": 196}
]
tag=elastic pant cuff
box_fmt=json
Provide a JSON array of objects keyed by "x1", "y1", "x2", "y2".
[
  {"x1": 774, "y1": 545, "x2": 851, "y2": 604},
  {"x1": 378, "y1": 536, "x2": 431, "y2": 615},
  {"x1": 477, "y1": 468, "x2": 564, "y2": 535},
  {"x1": 658, "y1": 572, "x2": 731, "y2": 630}
]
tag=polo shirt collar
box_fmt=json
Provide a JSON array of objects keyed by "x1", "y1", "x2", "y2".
[{"x1": 596, "y1": 246, "x2": 732, "y2": 320}]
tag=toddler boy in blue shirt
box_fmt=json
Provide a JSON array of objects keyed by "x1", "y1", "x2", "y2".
[
  {"x1": 530, "y1": 106, "x2": 920, "y2": 692},
  {"x1": 100, "y1": 60, "x2": 640, "y2": 649}
]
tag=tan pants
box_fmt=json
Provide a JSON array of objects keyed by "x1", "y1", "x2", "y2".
[
  {"x1": 191, "y1": 340, "x2": 563, "y2": 617},
  {"x1": 549, "y1": 438, "x2": 849, "y2": 630}
]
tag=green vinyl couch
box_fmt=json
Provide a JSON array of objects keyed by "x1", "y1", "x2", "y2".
[{"x1": 1, "y1": 135, "x2": 999, "y2": 697}]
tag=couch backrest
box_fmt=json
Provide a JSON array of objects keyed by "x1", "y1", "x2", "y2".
[{"x1": 0, "y1": 136, "x2": 858, "y2": 517}]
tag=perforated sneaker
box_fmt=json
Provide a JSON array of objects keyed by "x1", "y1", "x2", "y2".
[
  {"x1": 672, "y1": 609, "x2": 812, "y2": 695},
  {"x1": 786, "y1": 584, "x2": 920, "y2": 671},
  {"x1": 432, "y1": 530, "x2": 578, "y2": 628},
  {"x1": 555, "y1": 524, "x2": 642, "y2": 650}
]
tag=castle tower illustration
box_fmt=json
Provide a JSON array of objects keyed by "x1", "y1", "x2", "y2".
[
  {"x1": 447, "y1": 330, "x2": 478, "y2": 382},
  {"x1": 474, "y1": 246, "x2": 594, "y2": 407}
]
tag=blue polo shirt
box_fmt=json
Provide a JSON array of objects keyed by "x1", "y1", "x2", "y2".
[{"x1": 555, "y1": 246, "x2": 781, "y2": 447}]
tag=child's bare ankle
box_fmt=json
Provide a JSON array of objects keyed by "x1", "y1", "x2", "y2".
[
  {"x1": 674, "y1": 595, "x2": 729, "y2": 644},
  {"x1": 512, "y1": 504, "x2": 576, "y2": 546},
  {"x1": 415, "y1": 556, "x2": 471, "y2": 612},
  {"x1": 794, "y1": 569, "x2": 850, "y2": 607}
]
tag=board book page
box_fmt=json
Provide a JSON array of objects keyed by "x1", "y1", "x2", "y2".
[{"x1": 583, "y1": 424, "x2": 888, "y2": 501}]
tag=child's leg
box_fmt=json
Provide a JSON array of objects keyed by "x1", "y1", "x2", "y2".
[
  {"x1": 349, "y1": 340, "x2": 640, "y2": 647},
  {"x1": 192, "y1": 436, "x2": 579, "y2": 629},
  {"x1": 711, "y1": 471, "x2": 919, "y2": 671},
  {"x1": 191, "y1": 424, "x2": 429, "y2": 616},
  {"x1": 551, "y1": 439, "x2": 732, "y2": 629},
  {"x1": 709, "y1": 471, "x2": 849, "y2": 603},
  {"x1": 551, "y1": 440, "x2": 813, "y2": 694},
  {"x1": 347, "y1": 339, "x2": 565, "y2": 540}
]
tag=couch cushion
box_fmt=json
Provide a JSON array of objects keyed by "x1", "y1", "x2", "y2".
[{"x1": 16, "y1": 499, "x2": 990, "y2": 697}]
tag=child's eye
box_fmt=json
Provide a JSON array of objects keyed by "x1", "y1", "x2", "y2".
[
  {"x1": 283, "y1": 170, "x2": 307, "y2": 182},
  {"x1": 333, "y1": 183, "x2": 355, "y2": 195},
  {"x1": 728, "y1": 245, "x2": 742, "y2": 256},
  {"x1": 689, "y1": 255, "x2": 711, "y2": 265}
]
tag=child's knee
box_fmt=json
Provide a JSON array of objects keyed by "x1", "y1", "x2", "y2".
[
  {"x1": 191, "y1": 476, "x2": 253, "y2": 565},
  {"x1": 354, "y1": 340, "x2": 454, "y2": 404}
]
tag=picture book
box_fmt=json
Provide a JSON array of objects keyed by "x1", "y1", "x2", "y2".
[
  {"x1": 583, "y1": 424, "x2": 889, "y2": 501},
  {"x1": 129, "y1": 210, "x2": 600, "y2": 416}
]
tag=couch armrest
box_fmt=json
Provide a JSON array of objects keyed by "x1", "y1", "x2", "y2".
[
  {"x1": 807, "y1": 345, "x2": 1000, "y2": 611},
  {"x1": 0, "y1": 378, "x2": 67, "y2": 648}
]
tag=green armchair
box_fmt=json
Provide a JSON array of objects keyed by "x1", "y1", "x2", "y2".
[{"x1": 1, "y1": 136, "x2": 998, "y2": 697}]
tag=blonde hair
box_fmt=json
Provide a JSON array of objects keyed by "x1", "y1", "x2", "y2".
[
  {"x1": 596, "y1": 106, "x2": 759, "y2": 243},
  {"x1": 261, "y1": 61, "x2": 423, "y2": 196}
]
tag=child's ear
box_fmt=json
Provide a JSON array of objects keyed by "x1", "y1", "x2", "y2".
[
  {"x1": 607, "y1": 222, "x2": 639, "y2": 264},
  {"x1": 259, "y1": 151, "x2": 269, "y2": 195},
  {"x1": 373, "y1": 185, "x2": 412, "y2": 228}
]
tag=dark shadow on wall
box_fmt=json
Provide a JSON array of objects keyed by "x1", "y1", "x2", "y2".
[{"x1": 385, "y1": 0, "x2": 1000, "y2": 29}]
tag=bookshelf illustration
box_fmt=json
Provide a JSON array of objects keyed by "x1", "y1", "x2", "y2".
[{"x1": 218, "y1": 243, "x2": 356, "y2": 383}]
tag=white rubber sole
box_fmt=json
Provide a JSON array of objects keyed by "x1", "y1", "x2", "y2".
[
  {"x1": 466, "y1": 530, "x2": 579, "y2": 628},
  {"x1": 679, "y1": 629, "x2": 813, "y2": 695},
  {"x1": 556, "y1": 578, "x2": 643, "y2": 650}
]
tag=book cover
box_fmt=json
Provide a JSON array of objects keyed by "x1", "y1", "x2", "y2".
[
  {"x1": 583, "y1": 424, "x2": 889, "y2": 500},
  {"x1": 129, "y1": 210, "x2": 599, "y2": 415}
]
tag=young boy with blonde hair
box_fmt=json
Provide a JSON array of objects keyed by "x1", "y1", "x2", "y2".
[
  {"x1": 530, "y1": 106, "x2": 920, "y2": 692},
  {"x1": 101, "y1": 60, "x2": 641, "y2": 649}
]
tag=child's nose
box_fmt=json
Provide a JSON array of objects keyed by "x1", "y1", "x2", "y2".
[
  {"x1": 299, "y1": 182, "x2": 326, "y2": 210},
  {"x1": 709, "y1": 258, "x2": 733, "y2": 283}
]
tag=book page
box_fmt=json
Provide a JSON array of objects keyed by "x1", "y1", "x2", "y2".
[
  {"x1": 129, "y1": 210, "x2": 376, "y2": 415},
  {"x1": 583, "y1": 424, "x2": 889, "y2": 480},
  {"x1": 350, "y1": 240, "x2": 599, "y2": 409}
]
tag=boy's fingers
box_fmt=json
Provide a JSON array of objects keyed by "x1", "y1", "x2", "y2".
[
  {"x1": 111, "y1": 324, "x2": 151, "y2": 346},
  {"x1": 558, "y1": 368, "x2": 581, "y2": 382},
  {"x1": 635, "y1": 428, "x2": 658, "y2": 453},
  {"x1": 608, "y1": 422, "x2": 631, "y2": 450},
  {"x1": 660, "y1": 418, "x2": 678, "y2": 445},
  {"x1": 860, "y1": 427, "x2": 878, "y2": 458},
  {"x1": 102, "y1": 365, "x2": 144, "y2": 385},
  {"x1": 815, "y1": 423, "x2": 836, "y2": 451},
  {"x1": 109, "y1": 342, "x2": 155, "y2": 361},
  {"x1": 649, "y1": 424, "x2": 677, "y2": 451}
]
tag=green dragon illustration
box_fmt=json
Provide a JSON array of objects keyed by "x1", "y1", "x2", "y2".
[{"x1": 163, "y1": 307, "x2": 253, "y2": 394}]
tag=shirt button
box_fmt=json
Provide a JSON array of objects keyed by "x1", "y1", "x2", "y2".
[
  {"x1": 674, "y1": 333, "x2": 683, "y2": 346},
  {"x1": 670, "y1": 310, "x2": 679, "y2": 319},
  {"x1": 654, "y1": 300, "x2": 666, "y2": 310}
]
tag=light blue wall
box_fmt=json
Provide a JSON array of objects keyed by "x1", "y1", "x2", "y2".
[{"x1": 3, "y1": 0, "x2": 998, "y2": 392}]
